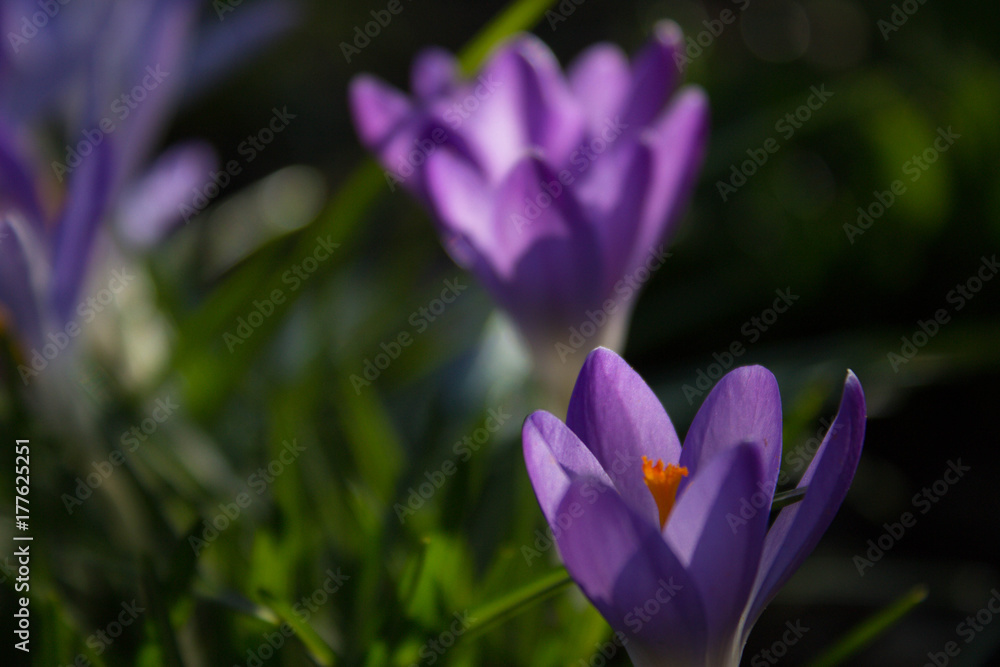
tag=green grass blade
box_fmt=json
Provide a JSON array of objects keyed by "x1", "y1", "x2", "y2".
[
  {"x1": 457, "y1": 0, "x2": 558, "y2": 74},
  {"x1": 465, "y1": 568, "x2": 573, "y2": 639},
  {"x1": 172, "y1": 160, "x2": 383, "y2": 418},
  {"x1": 139, "y1": 555, "x2": 185, "y2": 667},
  {"x1": 806, "y1": 584, "x2": 928, "y2": 667},
  {"x1": 771, "y1": 486, "x2": 808, "y2": 512},
  {"x1": 257, "y1": 589, "x2": 337, "y2": 667}
]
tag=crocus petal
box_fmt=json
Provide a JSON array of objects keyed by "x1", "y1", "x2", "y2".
[
  {"x1": 630, "y1": 86, "x2": 709, "y2": 276},
  {"x1": 0, "y1": 217, "x2": 44, "y2": 346},
  {"x1": 348, "y1": 75, "x2": 414, "y2": 150},
  {"x1": 474, "y1": 154, "x2": 602, "y2": 335},
  {"x1": 666, "y1": 443, "x2": 768, "y2": 659},
  {"x1": 381, "y1": 113, "x2": 469, "y2": 202},
  {"x1": 456, "y1": 43, "x2": 530, "y2": 181},
  {"x1": 0, "y1": 1, "x2": 110, "y2": 123},
  {"x1": 95, "y1": 0, "x2": 198, "y2": 180},
  {"x1": 116, "y1": 140, "x2": 217, "y2": 248},
  {"x1": 743, "y1": 372, "x2": 866, "y2": 636},
  {"x1": 522, "y1": 410, "x2": 614, "y2": 528},
  {"x1": 678, "y1": 365, "x2": 782, "y2": 498},
  {"x1": 553, "y1": 477, "x2": 707, "y2": 663},
  {"x1": 583, "y1": 141, "x2": 655, "y2": 298},
  {"x1": 0, "y1": 121, "x2": 44, "y2": 228},
  {"x1": 567, "y1": 43, "x2": 631, "y2": 136},
  {"x1": 516, "y1": 37, "x2": 587, "y2": 169},
  {"x1": 621, "y1": 20, "x2": 684, "y2": 130},
  {"x1": 459, "y1": 36, "x2": 585, "y2": 182},
  {"x1": 48, "y1": 140, "x2": 114, "y2": 326},
  {"x1": 424, "y1": 147, "x2": 493, "y2": 259},
  {"x1": 411, "y1": 47, "x2": 458, "y2": 99},
  {"x1": 567, "y1": 348, "x2": 683, "y2": 525}
]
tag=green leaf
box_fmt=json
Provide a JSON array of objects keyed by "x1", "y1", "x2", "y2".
[
  {"x1": 35, "y1": 591, "x2": 109, "y2": 667},
  {"x1": 172, "y1": 161, "x2": 383, "y2": 419},
  {"x1": 771, "y1": 486, "x2": 807, "y2": 512},
  {"x1": 806, "y1": 584, "x2": 928, "y2": 667},
  {"x1": 400, "y1": 534, "x2": 474, "y2": 626},
  {"x1": 331, "y1": 372, "x2": 405, "y2": 506},
  {"x1": 257, "y1": 588, "x2": 338, "y2": 667},
  {"x1": 457, "y1": 0, "x2": 558, "y2": 74},
  {"x1": 465, "y1": 568, "x2": 573, "y2": 639},
  {"x1": 138, "y1": 555, "x2": 185, "y2": 667}
]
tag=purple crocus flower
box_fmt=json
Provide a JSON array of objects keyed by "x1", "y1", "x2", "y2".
[
  {"x1": 522, "y1": 348, "x2": 866, "y2": 666},
  {"x1": 349, "y1": 23, "x2": 708, "y2": 399},
  {"x1": 2, "y1": 0, "x2": 296, "y2": 242},
  {"x1": 0, "y1": 0, "x2": 294, "y2": 372},
  {"x1": 0, "y1": 119, "x2": 114, "y2": 355}
]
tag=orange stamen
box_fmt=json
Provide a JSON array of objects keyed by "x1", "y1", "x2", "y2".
[{"x1": 642, "y1": 456, "x2": 689, "y2": 529}]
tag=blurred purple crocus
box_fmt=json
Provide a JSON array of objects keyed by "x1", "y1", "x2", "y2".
[
  {"x1": 349, "y1": 23, "x2": 708, "y2": 400},
  {"x1": 2, "y1": 0, "x2": 296, "y2": 244},
  {"x1": 0, "y1": 0, "x2": 294, "y2": 374},
  {"x1": 522, "y1": 348, "x2": 866, "y2": 666},
  {"x1": 0, "y1": 121, "x2": 114, "y2": 355}
]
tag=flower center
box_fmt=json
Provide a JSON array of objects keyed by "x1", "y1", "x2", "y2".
[{"x1": 642, "y1": 457, "x2": 689, "y2": 529}]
